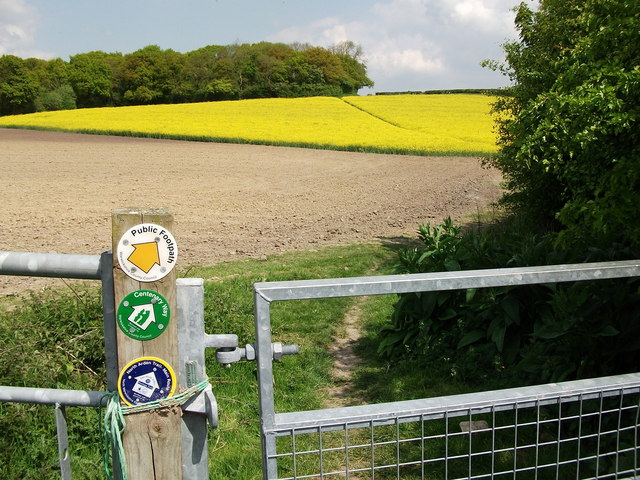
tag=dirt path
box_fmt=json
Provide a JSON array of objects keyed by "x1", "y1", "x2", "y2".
[
  {"x1": 324, "y1": 296, "x2": 368, "y2": 408},
  {"x1": 0, "y1": 129, "x2": 501, "y2": 297}
]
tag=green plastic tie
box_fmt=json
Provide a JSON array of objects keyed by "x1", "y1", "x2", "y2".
[{"x1": 102, "y1": 391, "x2": 127, "y2": 480}]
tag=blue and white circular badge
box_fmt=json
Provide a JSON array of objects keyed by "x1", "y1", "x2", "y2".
[{"x1": 118, "y1": 356, "x2": 177, "y2": 406}]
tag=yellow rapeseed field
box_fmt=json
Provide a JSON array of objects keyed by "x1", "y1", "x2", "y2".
[
  {"x1": 343, "y1": 94, "x2": 497, "y2": 154},
  {"x1": 0, "y1": 94, "x2": 498, "y2": 155}
]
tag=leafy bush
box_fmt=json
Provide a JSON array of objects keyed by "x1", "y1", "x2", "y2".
[
  {"x1": 484, "y1": 0, "x2": 640, "y2": 249},
  {"x1": 380, "y1": 218, "x2": 640, "y2": 386},
  {"x1": 380, "y1": 0, "x2": 640, "y2": 390},
  {"x1": 0, "y1": 286, "x2": 105, "y2": 480},
  {"x1": 35, "y1": 84, "x2": 77, "y2": 112}
]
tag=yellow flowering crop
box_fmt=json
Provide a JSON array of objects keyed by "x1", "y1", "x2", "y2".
[
  {"x1": 343, "y1": 94, "x2": 498, "y2": 154},
  {"x1": 0, "y1": 94, "x2": 498, "y2": 155}
]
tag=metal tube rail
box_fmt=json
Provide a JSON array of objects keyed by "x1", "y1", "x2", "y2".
[
  {"x1": 271, "y1": 372, "x2": 640, "y2": 435},
  {"x1": 0, "y1": 385, "x2": 108, "y2": 407},
  {"x1": 0, "y1": 251, "x2": 102, "y2": 279},
  {"x1": 254, "y1": 259, "x2": 640, "y2": 302}
]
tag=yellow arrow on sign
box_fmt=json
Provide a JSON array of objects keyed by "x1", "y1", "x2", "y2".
[{"x1": 127, "y1": 241, "x2": 160, "y2": 273}]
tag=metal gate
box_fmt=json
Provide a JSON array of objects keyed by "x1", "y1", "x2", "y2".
[{"x1": 252, "y1": 260, "x2": 640, "y2": 479}]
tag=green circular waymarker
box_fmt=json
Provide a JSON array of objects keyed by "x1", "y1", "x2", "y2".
[{"x1": 117, "y1": 290, "x2": 170, "y2": 341}]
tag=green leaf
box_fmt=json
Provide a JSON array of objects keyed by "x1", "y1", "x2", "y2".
[
  {"x1": 420, "y1": 292, "x2": 438, "y2": 317},
  {"x1": 457, "y1": 330, "x2": 485, "y2": 349},
  {"x1": 465, "y1": 288, "x2": 477, "y2": 303},
  {"x1": 491, "y1": 325, "x2": 507, "y2": 352},
  {"x1": 444, "y1": 258, "x2": 461, "y2": 271},
  {"x1": 502, "y1": 330, "x2": 521, "y2": 365},
  {"x1": 439, "y1": 308, "x2": 458, "y2": 321},
  {"x1": 533, "y1": 323, "x2": 567, "y2": 340},
  {"x1": 377, "y1": 331, "x2": 405, "y2": 354},
  {"x1": 500, "y1": 296, "x2": 520, "y2": 324},
  {"x1": 597, "y1": 325, "x2": 620, "y2": 337}
]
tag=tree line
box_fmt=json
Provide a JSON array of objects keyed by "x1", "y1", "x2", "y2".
[{"x1": 0, "y1": 41, "x2": 374, "y2": 116}]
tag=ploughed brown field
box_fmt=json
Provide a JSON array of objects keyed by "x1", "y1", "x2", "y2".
[{"x1": 0, "y1": 128, "x2": 501, "y2": 296}]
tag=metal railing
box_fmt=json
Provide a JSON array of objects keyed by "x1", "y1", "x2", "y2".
[
  {"x1": 252, "y1": 260, "x2": 640, "y2": 479},
  {"x1": 0, "y1": 251, "x2": 114, "y2": 480}
]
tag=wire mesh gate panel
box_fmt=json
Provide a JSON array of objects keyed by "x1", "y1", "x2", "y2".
[
  {"x1": 252, "y1": 260, "x2": 640, "y2": 480},
  {"x1": 268, "y1": 374, "x2": 640, "y2": 479}
]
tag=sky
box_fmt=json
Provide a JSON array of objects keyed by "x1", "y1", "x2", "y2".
[{"x1": 0, "y1": 0, "x2": 532, "y2": 93}]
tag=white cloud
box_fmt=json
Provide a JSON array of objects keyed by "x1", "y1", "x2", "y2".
[
  {"x1": 268, "y1": 0, "x2": 519, "y2": 91},
  {"x1": 0, "y1": 0, "x2": 53, "y2": 58},
  {"x1": 272, "y1": 17, "x2": 361, "y2": 48},
  {"x1": 369, "y1": 47, "x2": 444, "y2": 75},
  {"x1": 364, "y1": 30, "x2": 446, "y2": 77},
  {"x1": 447, "y1": 0, "x2": 516, "y2": 34}
]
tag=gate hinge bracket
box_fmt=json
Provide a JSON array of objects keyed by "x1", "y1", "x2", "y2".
[{"x1": 206, "y1": 335, "x2": 299, "y2": 366}]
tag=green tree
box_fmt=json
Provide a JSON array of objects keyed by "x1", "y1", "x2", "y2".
[
  {"x1": 331, "y1": 41, "x2": 374, "y2": 94},
  {"x1": 68, "y1": 51, "x2": 117, "y2": 107},
  {"x1": 485, "y1": 0, "x2": 640, "y2": 249},
  {"x1": 303, "y1": 47, "x2": 344, "y2": 86},
  {"x1": 25, "y1": 57, "x2": 68, "y2": 91},
  {"x1": 183, "y1": 45, "x2": 238, "y2": 101},
  {"x1": 121, "y1": 45, "x2": 186, "y2": 104},
  {"x1": 24, "y1": 58, "x2": 76, "y2": 111},
  {"x1": 0, "y1": 55, "x2": 39, "y2": 115},
  {"x1": 2, "y1": 40, "x2": 373, "y2": 111},
  {"x1": 35, "y1": 84, "x2": 76, "y2": 111},
  {"x1": 273, "y1": 50, "x2": 323, "y2": 95}
]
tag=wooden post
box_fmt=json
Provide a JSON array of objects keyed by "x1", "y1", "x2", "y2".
[{"x1": 112, "y1": 207, "x2": 182, "y2": 480}]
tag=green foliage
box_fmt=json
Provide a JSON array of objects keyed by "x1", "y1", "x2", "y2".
[
  {"x1": 385, "y1": 0, "x2": 640, "y2": 389},
  {"x1": 35, "y1": 84, "x2": 76, "y2": 111},
  {"x1": 0, "y1": 55, "x2": 39, "y2": 115},
  {"x1": 485, "y1": 0, "x2": 640, "y2": 249},
  {"x1": 202, "y1": 78, "x2": 239, "y2": 101},
  {"x1": 181, "y1": 243, "x2": 394, "y2": 479},
  {"x1": 68, "y1": 51, "x2": 119, "y2": 108},
  {"x1": 380, "y1": 218, "x2": 640, "y2": 386},
  {"x1": 120, "y1": 45, "x2": 187, "y2": 105},
  {"x1": 2, "y1": 41, "x2": 373, "y2": 115},
  {"x1": 0, "y1": 243, "x2": 395, "y2": 479},
  {"x1": 0, "y1": 286, "x2": 105, "y2": 480}
]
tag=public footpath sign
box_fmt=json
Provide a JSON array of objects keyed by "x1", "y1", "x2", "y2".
[
  {"x1": 117, "y1": 289, "x2": 170, "y2": 341},
  {"x1": 117, "y1": 223, "x2": 178, "y2": 282},
  {"x1": 118, "y1": 356, "x2": 177, "y2": 405}
]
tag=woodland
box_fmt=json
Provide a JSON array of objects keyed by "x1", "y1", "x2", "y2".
[{"x1": 0, "y1": 40, "x2": 373, "y2": 115}]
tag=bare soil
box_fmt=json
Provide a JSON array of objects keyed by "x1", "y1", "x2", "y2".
[{"x1": 0, "y1": 129, "x2": 501, "y2": 297}]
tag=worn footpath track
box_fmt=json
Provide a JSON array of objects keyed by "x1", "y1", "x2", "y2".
[{"x1": 0, "y1": 129, "x2": 501, "y2": 296}]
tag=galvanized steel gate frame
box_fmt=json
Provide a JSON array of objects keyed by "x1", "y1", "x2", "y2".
[
  {"x1": 0, "y1": 251, "x2": 115, "y2": 479},
  {"x1": 252, "y1": 260, "x2": 640, "y2": 479}
]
